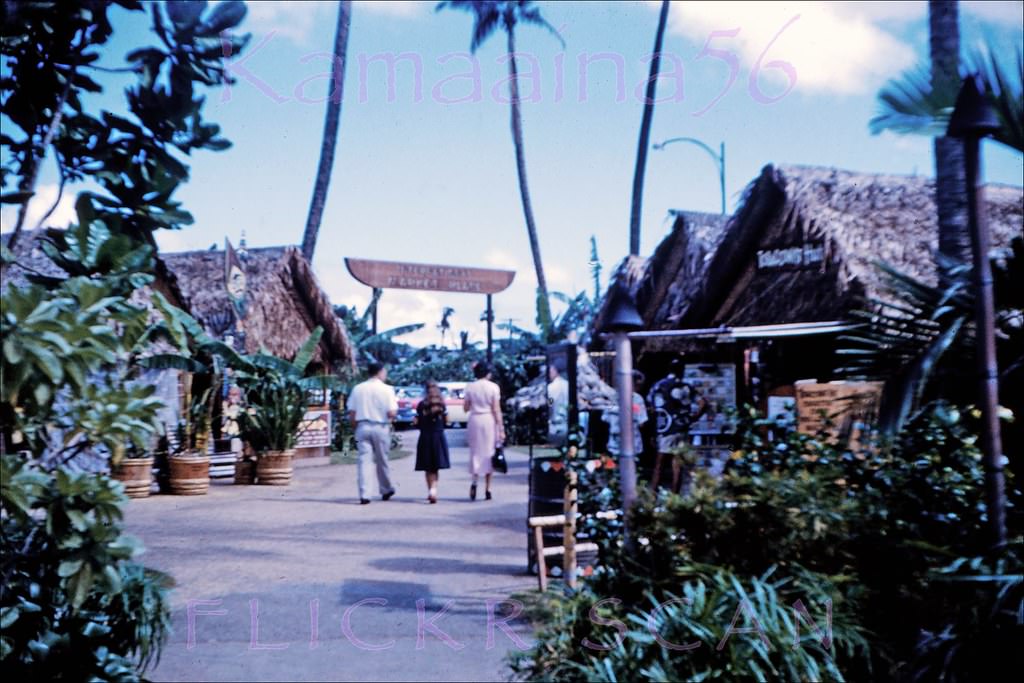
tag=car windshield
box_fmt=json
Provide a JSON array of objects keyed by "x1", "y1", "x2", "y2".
[{"x1": 397, "y1": 386, "x2": 424, "y2": 399}]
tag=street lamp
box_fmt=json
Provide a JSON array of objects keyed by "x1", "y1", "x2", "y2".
[
  {"x1": 947, "y1": 73, "x2": 1006, "y2": 548},
  {"x1": 598, "y1": 283, "x2": 644, "y2": 536},
  {"x1": 653, "y1": 137, "x2": 727, "y2": 215}
]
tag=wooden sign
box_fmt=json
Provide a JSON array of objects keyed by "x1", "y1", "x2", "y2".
[
  {"x1": 795, "y1": 381, "x2": 882, "y2": 447},
  {"x1": 345, "y1": 258, "x2": 515, "y2": 295},
  {"x1": 756, "y1": 242, "x2": 825, "y2": 271},
  {"x1": 295, "y1": 408, "x2": 331, "y2": 448}
]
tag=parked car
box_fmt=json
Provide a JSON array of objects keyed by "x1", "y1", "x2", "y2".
[
  {"x1": 395, "y1": 385, "x2": 425, "y2": 429},
  {"x1": 438, "y1": 382, "x2": 468, "y2": 428}
]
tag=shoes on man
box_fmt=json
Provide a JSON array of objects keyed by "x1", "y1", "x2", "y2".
[
  {"x1": 360, "y1": 498, "x2": 371, "y2": 505},
  {"x1": 382, "y1": 490, "x2": 396, "y2": 501},
  {"x1": 485, "y1": 490, "x2": 492, "y2": 501},
  {"x1": 469, "y1": 483, "x2": 477, "y2": 501},
  {"x1": 428, "y1": 494, "x2": 437, "y2": 504}
]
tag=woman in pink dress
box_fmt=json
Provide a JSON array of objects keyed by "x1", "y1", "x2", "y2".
[{"x1": 463, "y1": 362, "x2": 505, "y2": 501}]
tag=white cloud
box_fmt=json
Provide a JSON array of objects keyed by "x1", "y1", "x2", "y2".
[
  {"x1": 658, "y1": 1, "x2": 917, "y2": 96},
  {"x1": 243, "y1": 0, "x2": 425, "y2": 44},
  {"x1": 355, "y1": 1, "x2": 425, "y2": 19},
  {"x1": 0, "y1": 183, "x2": 77, "y2": 234},
  {"x1": 832, "y1": 1, "x2": 926, "y2": 24}
]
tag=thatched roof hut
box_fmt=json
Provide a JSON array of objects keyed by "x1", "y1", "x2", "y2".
[
  {"x1": 162, "y1": 246, "x2": 354, "y2": 372},
  {"x1": 2, "y1": 229, "x2": 189, "y2": 312},
  {"x1": 653, "y1": 165, "x2": 1023, "y2": 330}
]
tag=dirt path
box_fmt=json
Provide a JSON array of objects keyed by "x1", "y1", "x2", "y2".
[{"x1": 124, "y1": 430, "x2": 537, "y2": 682}]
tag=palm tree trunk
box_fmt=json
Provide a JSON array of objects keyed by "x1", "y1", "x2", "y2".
[
  {"x1": 629, "y1": 0, "x2": 670, "y2": 257},
  {"x1": 930, "y1": 0, "x2": 971, "y2": 269},
  {"x1": 301, "y1": 0, "x2": 352, "y2": 263},
  {"x1": 506, "y1": 28, "x2": 552, "y2": 329}
]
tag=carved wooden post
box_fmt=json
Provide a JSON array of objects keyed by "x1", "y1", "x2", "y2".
[{"x1": 563, "y1": 469, "x2": 578, "y2": 588}]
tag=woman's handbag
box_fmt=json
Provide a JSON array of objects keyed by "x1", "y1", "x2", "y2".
[{"x1": 491, "y1": 445, "x2": 508, "y2": 474}]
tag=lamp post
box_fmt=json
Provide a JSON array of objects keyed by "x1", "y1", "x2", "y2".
[
  {"x1": 947, "y1": 73, "x2": 1007, "y2": 548},
  {"x1": 598, "y1": 283, "x2": 645, "y2": 537},
  {"x1": 653, "y1": 137, "x2": 726, "y2": 215}
]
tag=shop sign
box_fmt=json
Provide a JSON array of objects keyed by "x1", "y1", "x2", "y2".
[{"x1": 756, "y1": 242, "x2": 825, "y2": 270}]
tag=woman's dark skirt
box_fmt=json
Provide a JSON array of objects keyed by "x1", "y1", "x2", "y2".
[{"x1": 415, "y1": 425, "x2": 451, "y2": 472}]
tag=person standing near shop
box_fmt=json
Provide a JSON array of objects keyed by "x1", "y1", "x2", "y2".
[
  {"x1": 547, "y1": 361, "x2": 570, "y2": 446},
  {"x1": 464, "y1": 362, "x2": 505, "y2": 501},
  {"x1": 603, "y1": 371, "x2": 649, "y2": 460},
  {"x1": 414, "y1": 381, "x2": 450, "y2": 504},
  {"x1": 347, "y1": 362, "x2": 398, "y2": 505}
]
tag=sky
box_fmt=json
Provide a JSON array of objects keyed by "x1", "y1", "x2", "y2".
[{"x1": 3, "y1": 0, "x2": 1023, "y2": 348}]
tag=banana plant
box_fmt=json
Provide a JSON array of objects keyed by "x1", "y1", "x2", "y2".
[
  {"x1": 137, "y1": 292, "x2": 248, "y2": 454},
  {"x1": 231, "y1": 328, "x2": 342, "y2": 454}
]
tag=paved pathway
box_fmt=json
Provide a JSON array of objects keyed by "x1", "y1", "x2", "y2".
[{"x1": 124, "y1": 430, "x2": 537, "y2": 682}]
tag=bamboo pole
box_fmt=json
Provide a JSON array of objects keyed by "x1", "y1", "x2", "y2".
[{"x1": 563, "y1": 469, "x2": 578, "y2": 589}]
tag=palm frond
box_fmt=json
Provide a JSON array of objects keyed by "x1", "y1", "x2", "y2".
[
  {"x1": 360, "y1": 323, "x2": 424, "y2": 348},
  {"x1": 837, "y1": 259, "x2": 975, "y2": 434},
  {"x1": 518, "y1": 5, "x2": 565, "y2": 48},
  {"x1": 870, "y1": 42, "x2": 1023, "y2": 153},
  {"x1": 870, "y1": 63, "x2": 956, "y2": 137}
]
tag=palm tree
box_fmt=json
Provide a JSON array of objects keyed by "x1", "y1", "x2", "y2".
[
  {"x1": 628, "y1": 0, "x2": 670, "y2": 256},
  {"x1": 872, "y1": 4, "x2": 1024, "y2": 276},
  {"x1": 436, "y1": 0, "x2": 563, "y2": 330},
  {"x1": 870, "y1": 42, "x2": 1023, "y2": 153},
  {"x1": 438, "y1": 306, "x2": 455, "y2": 347},
  {"x1": 929, "y1": 0, "x2": 970, "y2": 269},
  {"x1": 301, "y1": 1, "x2": 353, "y2": 263}
]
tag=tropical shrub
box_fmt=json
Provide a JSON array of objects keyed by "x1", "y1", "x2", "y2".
[
  {"x1": 233, "y1": 328, "x2": 329, "y2": 454},
  {"x1": 2, "y1": 2, "x2": 249, "y2": 680},
  {"x1": 0, "y1": 456, "x2": 172, "y2": 680},
  {"x1": 514, "y1": 402, "x2": 1021, "y2": 681}
]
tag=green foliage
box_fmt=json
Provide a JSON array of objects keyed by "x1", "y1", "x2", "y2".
[
  {"x1": 2, "y1": 4, "x2": 246, "y2": 679},
  {"x1": 1, "y1": 455, "x2": 172, "y2": 680},
  {"x1": 2, "y1": 1, "x2": 249, "y2": 240},
  {"x1": 512, "y1": 564, "x2": 867, "y2": 683},
  {"x1": 232, "y1": 327, "x2": 340, "y2": 453},
  {"x1": 904, "y1": 542, "x2": 1023, "y2": 682},
  {"x1": 1, "y1": 255, "x2": 165, "y2": 462},
  {"x1": 838, "y1": 245, "x2": 1023, "y2": 435},
  {"x1": 515, "y1": 403, "x2": 1022, "y2": 681},
  {"x1": 333, "y1": 302, "x2": 423, "y2": 371},
  {"x1": 870, "y1": 43, "x2": 1024, "y2": 153}
]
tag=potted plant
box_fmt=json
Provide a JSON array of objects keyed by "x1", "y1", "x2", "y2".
[
  {"x1": 163, "y1": 369, "x2": 217, "y2": 495},
  {"x1": 111, "y1": 443, "x2": 155, "y2": 498},
  {"x1": 235, "y1": 328, "x2": 335, "y2": 485},
  {"x1": 140, "y1": 296, "x2": 243, "y2": 495}
]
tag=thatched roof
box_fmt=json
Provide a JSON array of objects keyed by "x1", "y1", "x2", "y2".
[
  {"x1": 162, "y1": 246, "x2": 354, "y2": 371},
  {"x1": 591, "y1": 211, "x2": 728, "y2": 346},
  {"x1": 2, "y1": 229, "x2": 189, "y2": 312},
  {"x1": 643, "y1": 165, "x2": 1023, "y2": 330}
]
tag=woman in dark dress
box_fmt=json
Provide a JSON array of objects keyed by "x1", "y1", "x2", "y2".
[{"x1": 414, "y1": 381, "x2": 450, "y2": 503}]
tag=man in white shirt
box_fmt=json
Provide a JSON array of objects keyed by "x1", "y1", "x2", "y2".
[
  {"x1": 347, "y1": 362, "x2": 398, "y2": 504},
  {"x1": 547, "y1": 362, "x2": 570, "y2": 446}
]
